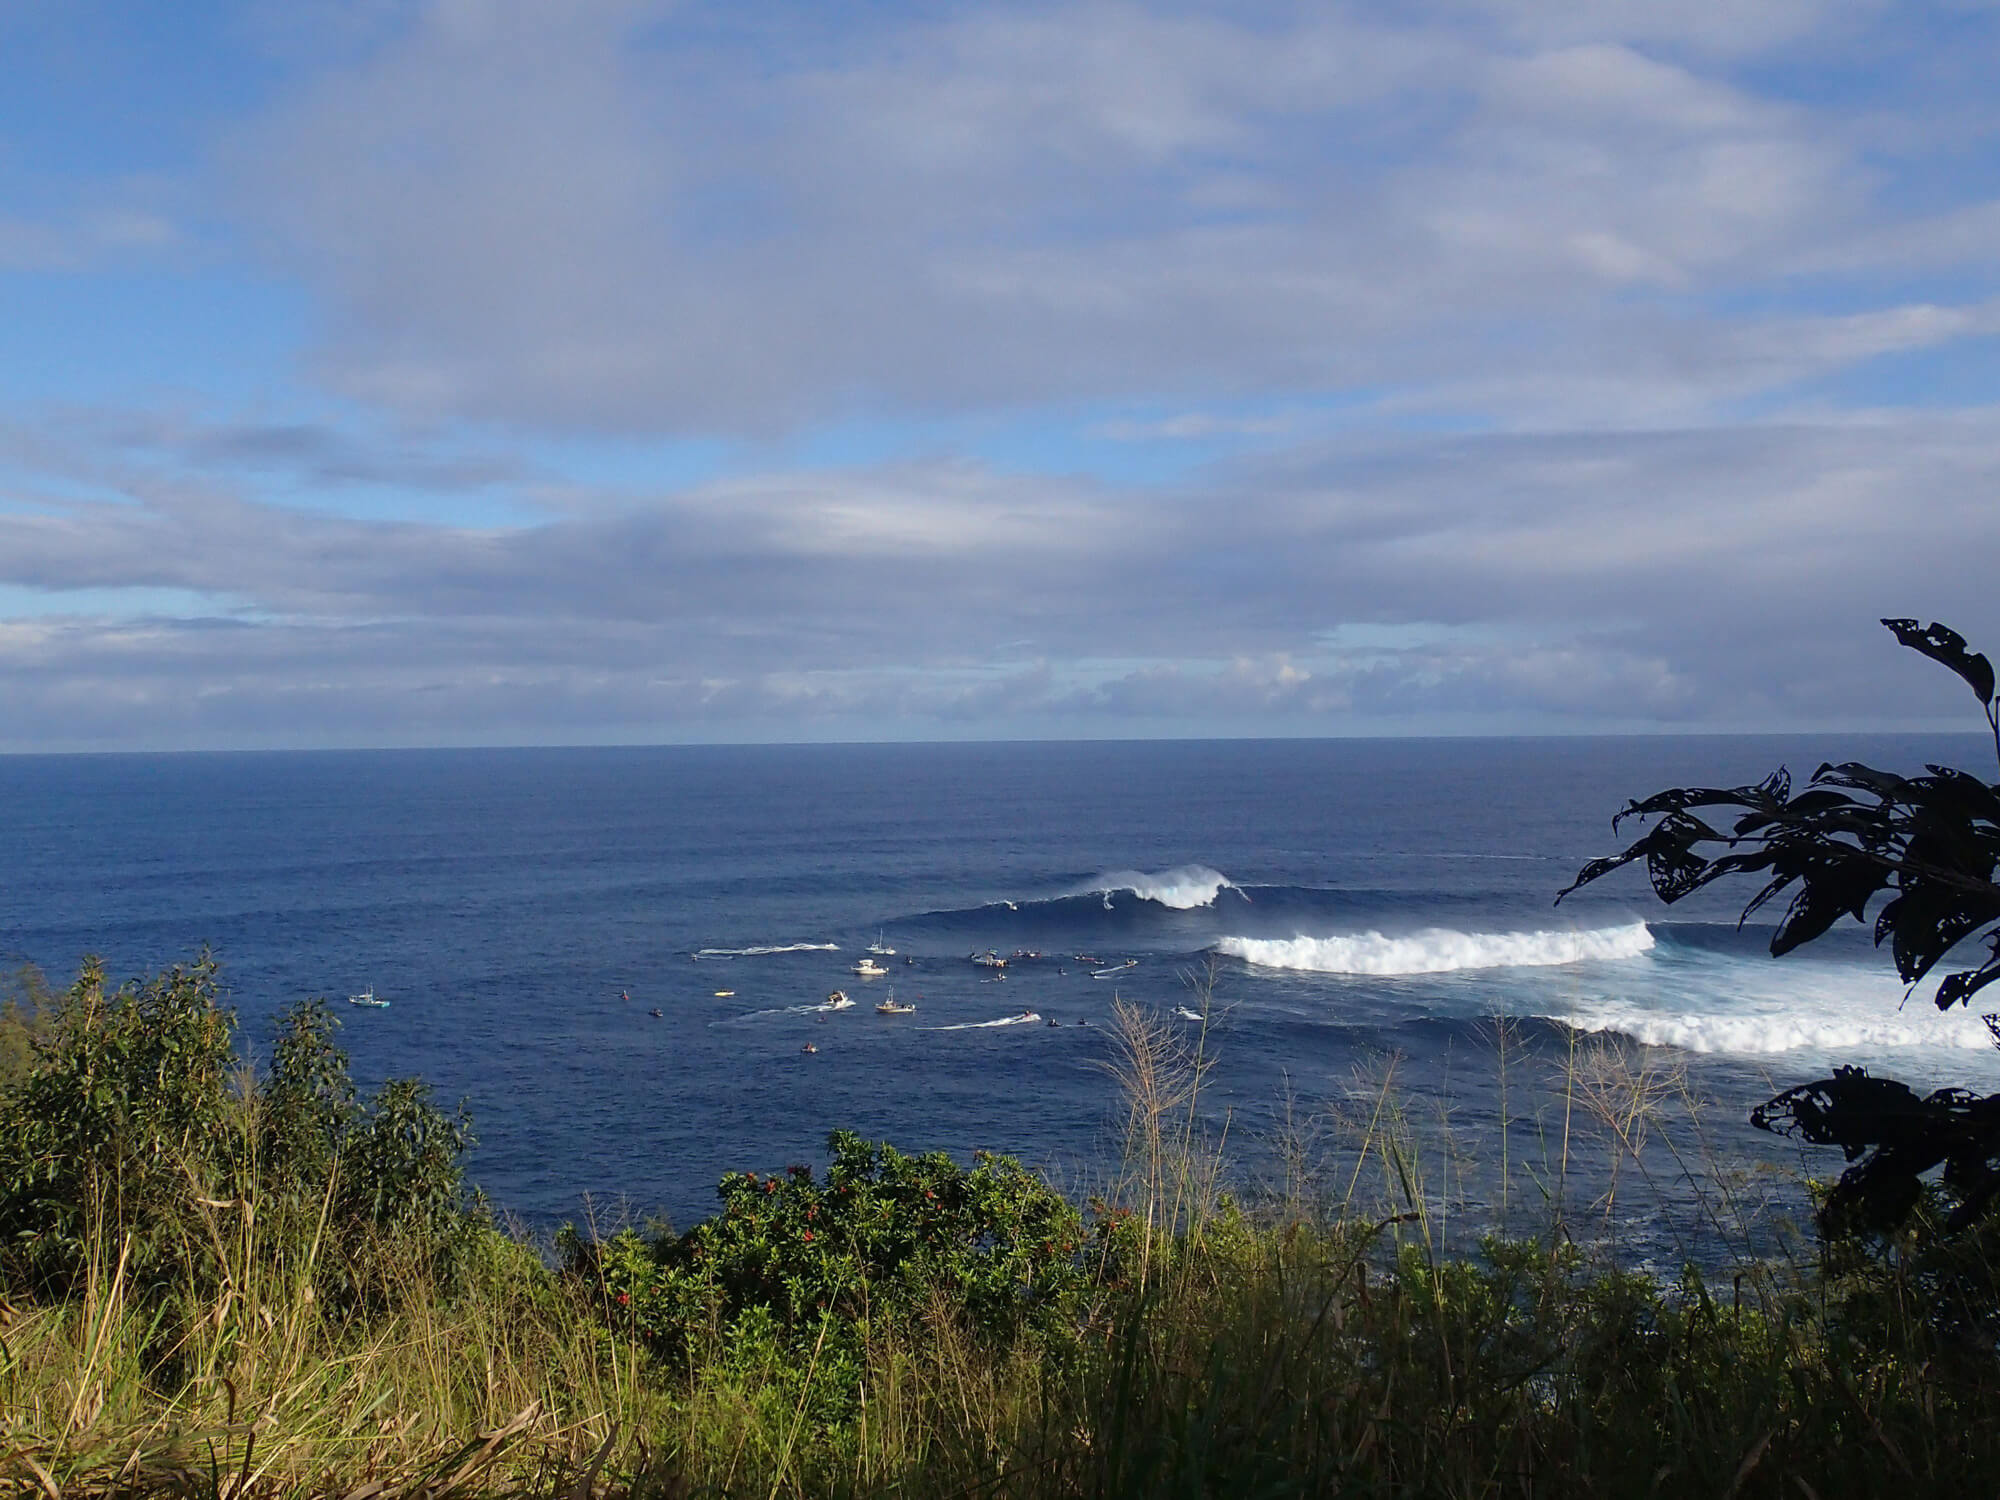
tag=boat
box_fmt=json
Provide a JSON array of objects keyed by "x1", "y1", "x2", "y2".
[
  {"x1": 1173, "y1": 1005, "x2": 1204, "y2": 1022},
  {"x1": 347, "y1": 987, "x2": 389, "y2": 1008},
  {"x1": 713, "y1": 990, "x2": 735, "y2": 997},
  {"x1": 824, "y1": 990, "x2": 855, "y2": 1010},
  {"x1": 867, "y1": 931, "x2": 896, "y2": 956},
  {"x1": 970, "y1": 950, "x2": 1008, "y2": 969},
  {"x1": 875, "y1": 990, "x2": 916, "y2": 1015},
  {"x1": 801, "y1": 1042, "x2": 818, "y2": 1054},
  {"x1": 1092, "y1": 959, "x2": 1139, "y2": 979},
  {"x1": 648, "y1": 1008, "x2": 663, "y2": 1018},
  {"x1": 851, "y1": 958, "x2": 888, "y2": 977}
]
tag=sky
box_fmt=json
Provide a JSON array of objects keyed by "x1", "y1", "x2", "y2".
[{"x1": 3, "y1": 0, "x2": 1999, "y2": 750}]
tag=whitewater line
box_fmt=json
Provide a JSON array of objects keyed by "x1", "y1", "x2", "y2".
[{"x1": 1216, "y1": 922, "x2": 1655, "y2": 976}]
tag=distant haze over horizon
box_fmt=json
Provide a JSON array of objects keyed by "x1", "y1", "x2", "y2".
[
  {"x1": 6, "y1": 728, "x2": 1994, "y2": 759},
  {"x1": 3, "y1": 3, "x2": 1998, "y2": 752}
]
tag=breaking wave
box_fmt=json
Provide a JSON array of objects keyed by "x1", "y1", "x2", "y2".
[
  {"x1": 692, "y1": 942, "x2": 840, "y2": 960},
  {"x1": 1218, "y1": 922, "x2": 1655, "y2": 975},
  {"x1": 1078, "y1": 864, "x2": 1243, "y2": 910},
  {"x1": 1557, "y1": 1003, "x2": 1997, "y2": 1055}
]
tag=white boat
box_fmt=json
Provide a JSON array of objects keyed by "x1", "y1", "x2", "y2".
[
  {"x1": 867, "y1": 931, "x2": 896, "y2": 956},
  {"x1": 970, "y1": 950, "x2": 1008, "y2": 969},
  {"x1": 852, "y1": 958, "x2": 889, "y2": 977},
  {"x1": 876, "y1": 990, "x2": 916, "y2": 1015},
  {"x1": 347, "y1": 987, "x2": 389, "y2": 1008},
  {"x1": 1173, "y1": 1005, "x2": 1204, "y2": 1022},
  {"x1": 1092, "y1": 959, "x2": 1138, "y2": 979},
  {"x1": 824, "y1": 990, "x2": 855, "y2": 1010}
]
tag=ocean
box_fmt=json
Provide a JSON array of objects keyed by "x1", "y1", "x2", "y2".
[{"x1": 5, "y1": 736, "x2": 1996, "y2": 1261}]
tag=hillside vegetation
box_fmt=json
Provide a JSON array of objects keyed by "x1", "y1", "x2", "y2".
[{"x1": 0, "y1": 956, "x2": 1997, "y2": 1498}]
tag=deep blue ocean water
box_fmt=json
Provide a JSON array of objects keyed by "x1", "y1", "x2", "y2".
[{"x1": 6, "y1": 736, "x2": 1997, "y2": 1257}]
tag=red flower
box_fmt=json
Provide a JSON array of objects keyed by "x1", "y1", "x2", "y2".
[
  {"x1": 802, "y1": 1229, "x2": 814, "y2": 1242},
  {"x1": 616, "y1": 1291, "x2": 631, "y2": 1305}
]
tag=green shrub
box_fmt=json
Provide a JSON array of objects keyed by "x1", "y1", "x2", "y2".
[
  {"x1": 563, "y1": 1129, "x2": 1090, "y2": 1383},
  {"x1": 0, "y1": 954, "x2": 477, "y2": 1308}
]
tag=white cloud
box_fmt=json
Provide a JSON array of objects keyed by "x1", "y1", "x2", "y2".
[
  {"x1": 5, "y1": 405, "x2": 2000, "y2": 744},
  {"x1": 218, "y1": 0, "x2": 1989, "y2": 435}
]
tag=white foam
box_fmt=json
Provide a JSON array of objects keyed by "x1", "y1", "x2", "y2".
[
  {"x1": 1218, "y1": 922, "x2": 1655, "y2": 976},
  {"x1": 1557, "y1": 1004, "x2": 1999, "y2": 1054},
  {"x1": 1081, "y1": 864, "x2": 1242, "y2": 910},
  {"x1": 928, "y1": 1013, "x2": 1043, "y2": 1030},
  {"x1": 692, "y1": 943, "x2": 839, "y2": 960}
]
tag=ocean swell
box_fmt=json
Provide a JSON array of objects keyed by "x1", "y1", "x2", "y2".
[
  {"x1": 1217, "y1": 922, "x2": 1655, "y2": 975},
  {"x1": 1080, "y1": 864, "x2": 1241, "y2": 910}
]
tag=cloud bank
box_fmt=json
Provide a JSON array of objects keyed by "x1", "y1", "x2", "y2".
[{"x1": 1, "y1": 0, "x2": 1997, "y2": 746}]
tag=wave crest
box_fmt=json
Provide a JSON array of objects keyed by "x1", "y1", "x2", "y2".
[
  {"x1": 1558, "y1": 1004, "x2": 1998, "y2": 1055},
  {"x1": 1218, "y1": 922, "x2": 1654, "y2": 975},
  {"x1": 1081, "y1": 864, "x2": 1240, "y2": 910}
]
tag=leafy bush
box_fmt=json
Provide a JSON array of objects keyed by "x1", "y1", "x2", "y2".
[
  {"x1": 0, "y1": 953, "x2": 477, "y2": 1306},
  {"x1": 563, "y1": 1129, "x2": 1090, "y2": 1380}
]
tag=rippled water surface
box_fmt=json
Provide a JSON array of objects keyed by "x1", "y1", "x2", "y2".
[{"x1": 5, "y1": 736, "x2": 1994, "y2": 1245}]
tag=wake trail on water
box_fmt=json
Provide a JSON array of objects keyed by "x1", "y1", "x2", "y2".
[
  {"x1": 692, "y1": 942, "x2": 840, "y2": 960},
  {"x1": 926, "y1": 1014, "x2": 1043, "y2": 1031},
  {"x1": 711, "y1": 994, "x2": 855, "y2": 1024},
  {"x1": 1217, "y1": 922, "x2": 1655, "y2": 975},
  {"x1": 1076, "y1": 864, "x2": 1246, "y2": 910}
]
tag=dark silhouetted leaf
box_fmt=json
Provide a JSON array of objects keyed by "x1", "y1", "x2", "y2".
[
  {"x1": 1883, "y1": 617, "x2": 1997, "y2": 705},
  {"x1": 1566, "y1": 620, "x2": 2000, "y2": 1233},
  {"x1": 1936, "y1": 955, "x2": 2000, "y2": 1012}
]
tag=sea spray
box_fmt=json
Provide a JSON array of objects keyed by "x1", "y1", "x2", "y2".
[
  {"x1": 1079, "y1": 864, "x2": 1243, "y2": 910},
  {"x1": 1555, "y1": 1005, "x2": 1999, "y2": 1054},
  {"x1": 1217, "y1": 922, "x2": 1655, "y2": 975}
]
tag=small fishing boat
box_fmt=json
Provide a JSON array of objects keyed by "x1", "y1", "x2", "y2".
[
  {"x1": 970, "y1": 950, "x2": 1008, "y2": 969},
  {"x1": 867, "y1": 931, "x2": 896, "y2": 956},
  {"x1": 347, "y1": 987, "x2": 389, "y2": 1008},
  {"x1": 875, "y1": 990, "x2": 916, "y2": 1015},
  {"x1": 851, "y1": 958, "x2": 888, "y2": 977}
]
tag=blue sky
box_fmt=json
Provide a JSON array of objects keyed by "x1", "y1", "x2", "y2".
[{"x1": 4, "y1": 0, "x2": 2000, "y2": 749}]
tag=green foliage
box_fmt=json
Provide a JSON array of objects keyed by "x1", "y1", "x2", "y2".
[
  {"x1": 0, "y1": 961, "x2": 57, "y2": 1088},
  {"x1": 0, "y1": 955, "x2": 238, "y2": 1291},
  {"x1": 562, "y1": 1129, "x2": 1090, "y2": 1389},
  {"x1": 0, "y1": 953, "x2": 477, "y2": 1307}
]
